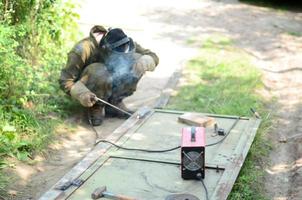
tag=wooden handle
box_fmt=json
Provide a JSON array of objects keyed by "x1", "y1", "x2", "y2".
[{"x1": 115, "y1": 194, "x2": 137, "y2": 200}]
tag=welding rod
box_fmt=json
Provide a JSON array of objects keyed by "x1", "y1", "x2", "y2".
[{"x1": 94, "y1": 97, "x2": 132, "y2": 117}]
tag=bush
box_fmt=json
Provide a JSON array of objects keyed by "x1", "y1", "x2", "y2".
[
  {"x1": 0, "y1": 25, "x2": 29, "y2": 102},
  {"x1": 0, "y1": 0, "x2": 79, "y2": 167}
]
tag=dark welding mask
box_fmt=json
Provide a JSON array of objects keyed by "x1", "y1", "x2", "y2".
[
  {"x1": 101, "y1": 28, "x2": 139, "y2": 97},
  {"x1": 100, "y1": 28, "x2": 135, "y2": 53}
]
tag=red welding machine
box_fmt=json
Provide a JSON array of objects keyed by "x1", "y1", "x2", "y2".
[{"x1": 181, "y1": 127, "x2": 205, "y2": 179}]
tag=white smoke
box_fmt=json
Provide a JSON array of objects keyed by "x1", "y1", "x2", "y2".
[{"x1": 105, "y1": 50, "x2": 138, "y2": 96}]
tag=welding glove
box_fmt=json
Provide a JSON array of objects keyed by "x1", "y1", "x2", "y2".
[
  {"x1": 133, "y1": 55, "x2": 156, "y2": 77},
  {"x1": 70, "y1": 81, "x2": 97, "y2": 107}
]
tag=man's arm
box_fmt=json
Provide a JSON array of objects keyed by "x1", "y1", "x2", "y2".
[
  {"x1": 59, "y1": 40, "x2": 93, "y2": 94},
  {"x1": 135, "y1": 42, "x2": 159, "y2": 69},
  {"x1": 59, "y1": 41, "x2": 97, "y2": 107},
  {"x1": 59, "y1": 52, "x2": 84, "y2": 94},
  {"x1": 132, "y1": 42, "x2": 159, "y2": 77}
]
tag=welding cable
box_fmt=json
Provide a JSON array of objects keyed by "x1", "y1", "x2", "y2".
[
  {"x1": 93, "y1": 117, "x2": 239, "y2": 153},
  {"x1": 201, "y1": 178, "x2": 209, "y2": 200},
  {"x1": 92, "y1": 115, "x2": 240, "y2": 153},
  {"x1": 89, "y1": 115, "x2": 180, "y2": 153},
  {"x1": 95, "y1": 139, "x2": 181, "y2": 153},
  {"x1": 196, "y1": 174, "x2": 209, "y2": 200},
  {"x1": 205, "y1": 117, "x2": 240, "y2": 147}
]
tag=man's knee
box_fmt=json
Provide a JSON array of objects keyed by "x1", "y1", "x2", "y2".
[{"x1": 80, "y1": 63, "x2": 112, "y2": 98}]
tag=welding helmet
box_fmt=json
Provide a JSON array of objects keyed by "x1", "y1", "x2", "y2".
[{"x1": 101, "y1": 28, "x2": 135, "y2": 53}]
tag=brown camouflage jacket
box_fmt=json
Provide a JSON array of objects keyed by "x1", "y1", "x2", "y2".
[{"x1": 59, "y1": 25, "x2": 159, "y2": 94}]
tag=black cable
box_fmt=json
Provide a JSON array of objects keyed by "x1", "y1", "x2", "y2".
[
  {"x1": 91, "y1": 113, "x2": 240, "y2": 153},
  {"x1": 196, "y1": 173, "x2": 209, "y2": 200},
  {"x1": 205, "y1": 117, "x2": 240, "y2": 147},
  {"x1": 89, "y1": 119, "x2": 100, "y2": 139},
  {"x1": 95, "y1": 139, "x2": 181, "y2": 153},
  {"x1": 201, "y1": 178, "x2": 209, "y2": 200},
  {"x1": 93, "y1": 118, "x2": 239, "y2": 152}
]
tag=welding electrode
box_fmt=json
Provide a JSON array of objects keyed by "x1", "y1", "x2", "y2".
[{"x1": 94, "y1": 97, "x2": 132, "y2": 117}]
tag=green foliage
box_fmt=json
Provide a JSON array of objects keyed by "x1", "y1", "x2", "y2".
[
  {"x1": 0, "y1": 24, "x2": 30, "y2": 101},
  {"x1": 1, "y1": 0, "x2": 79, "y2": 64},
  {"x1": 168, "y1": 35, "x2": 271, "y2": 199},
  {"x1": 0, "y1": 0, "x2": 79, "y2": 172},
  {"x1": 0, "y1": 171, "x2": 7, "y2": 195}
]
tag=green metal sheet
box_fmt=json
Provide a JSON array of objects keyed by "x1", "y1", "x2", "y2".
[
  {"x1": 40, "y1": 109, "x2": 261, "y2": 200},
  {"x1": 68, "y1": 158, "x2": 223, "y2": 200}
]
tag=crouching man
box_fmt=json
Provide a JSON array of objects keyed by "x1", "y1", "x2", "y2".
[{"x1": 59, "y1": 25, "x2": 159, "y2": 126}]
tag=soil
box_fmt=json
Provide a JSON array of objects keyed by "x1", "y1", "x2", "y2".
[{"x1": 5, "y1": 0, "x2": 302, "y2": 199}]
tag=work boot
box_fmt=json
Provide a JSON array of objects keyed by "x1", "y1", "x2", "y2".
[
  {"x1": 105, "y1": 102, "x2": 134, "y2": 119},
  {"x1": 88, "y1": 103, "x2": 104, "y2": 126}
]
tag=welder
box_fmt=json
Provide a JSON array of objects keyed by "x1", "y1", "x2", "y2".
[{"x1": 59, "y1": 25, "x2": 159, "y2": 126}]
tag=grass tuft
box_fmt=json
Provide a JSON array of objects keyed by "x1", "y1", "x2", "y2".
[{"x1": 287, "y1": 31, "x2": 302, "y2": 37}]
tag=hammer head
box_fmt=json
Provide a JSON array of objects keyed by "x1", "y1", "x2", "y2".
[{"x1": 91, "y1": 186, "x2": 107, "y2": 199}]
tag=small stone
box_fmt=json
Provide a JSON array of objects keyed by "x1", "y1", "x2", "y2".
[
  {"x1": 36, "y1": 166, "x2": 44, "y2": 172},
  {"x1": 8, "y1": 190, "x2": 17, "y2": 196},
  {"x1": 279, "y1": 136, "x2": 287, "y2": 143}
]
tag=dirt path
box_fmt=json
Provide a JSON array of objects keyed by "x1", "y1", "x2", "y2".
[{"x1": 6, "y1": 0, "x2": 302, "y2": 199}]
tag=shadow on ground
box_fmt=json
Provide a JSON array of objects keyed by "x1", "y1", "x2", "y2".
[
  {"x1": 143, "y1": 1, "x2": 302, "y2": 62},
  {"x1": 239, "y1": 0, "x2": 302, "y2": 12}
]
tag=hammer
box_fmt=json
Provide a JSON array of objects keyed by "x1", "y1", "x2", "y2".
[{"x1": 91, "y1": 186, "x2": 137, "y2": 200}]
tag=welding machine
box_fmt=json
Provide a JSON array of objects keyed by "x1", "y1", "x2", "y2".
[{"x1": 181, "y1": 127, "x2": 206, "y2": 179}]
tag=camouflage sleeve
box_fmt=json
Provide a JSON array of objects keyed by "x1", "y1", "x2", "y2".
[
  {"x1": 135, "y1": 42, "x2": 159, "y2": 66},
  {"x1": 59, "y1": 40, "x2": 92, "y2": 95}
]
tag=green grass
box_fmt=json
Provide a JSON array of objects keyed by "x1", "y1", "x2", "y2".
[
  {"x1": 287, "y1": 31, "x2": 302, "y2": 37},
  {"x1": 167, "y1": 35, "x2": 272, "y2": 199}
]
